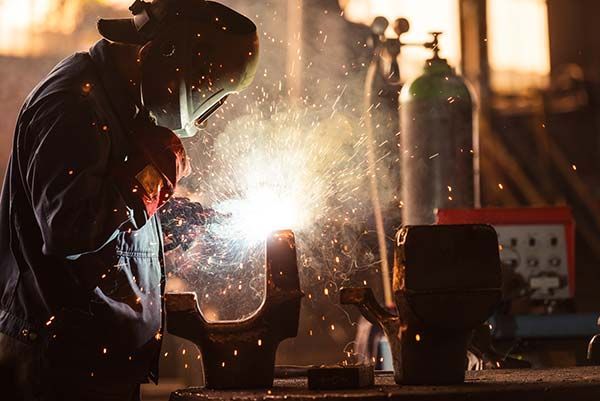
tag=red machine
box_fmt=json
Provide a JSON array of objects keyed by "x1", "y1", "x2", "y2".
[{"x1": 436, "y1": 207, "x2": 575, "y2": 300}]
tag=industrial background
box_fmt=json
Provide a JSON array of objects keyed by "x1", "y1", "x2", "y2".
[{"x1": 2, "y1": 0, "x2": 600, "y2": 399}]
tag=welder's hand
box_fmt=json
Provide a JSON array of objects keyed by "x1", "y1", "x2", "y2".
[
  {"x1": 200, "y1": 207, "x2": 231, "y2": 225},
  {"x1": 130, "y1": 114, "x2": 191, "y2": 185},
  {"x1": 161, "y1": 198, "x2": 226, "y2": 227},
  {"x1": 113, "y1": 112, "x2": 190, "y2": 217},
  {"x1": 161, "y1": 197, "x2": 225, "y2": 251}
]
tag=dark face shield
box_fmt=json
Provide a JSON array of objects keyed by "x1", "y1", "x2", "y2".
[{"x1": 98, "y1": 0, "x2": 259, "y2": 138}]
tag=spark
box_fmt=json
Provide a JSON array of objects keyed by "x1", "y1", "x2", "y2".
[{"x1": 166, "y1": 103, "x2": 382, "y2": 321}]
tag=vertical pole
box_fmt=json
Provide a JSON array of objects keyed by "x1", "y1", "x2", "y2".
[
  {"x1": 286, "y1": 0, "x2": 303, "y2": 102},
  {"x1": 365, "y1": 53, "x2": 394, "y2": 308},
  {"x1": 460, "y1": 0, "x2": 490, "y2": 208}
]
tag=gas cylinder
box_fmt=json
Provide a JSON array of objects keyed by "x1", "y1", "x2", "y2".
[{"x1": 399, "y1": 35, "x2": 478, "y2": 225}]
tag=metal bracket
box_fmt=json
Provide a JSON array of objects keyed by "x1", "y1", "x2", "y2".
[
  {"x1": 165, "y1": 230, "x2": 303, "y2": 389},
  {"x1": 341, "y1": 225, "x2": 503, "y2": 385}
]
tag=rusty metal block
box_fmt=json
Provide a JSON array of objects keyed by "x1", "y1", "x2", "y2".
[
  {"x1": 341, "y1": 224, "x2": 502, "y2": 385},
  {"x1": 307, "y1": 364, "x2": 374, "y2": 390},
  {"x1": 165, "y1": 230, "x2": 303, "y2": 389}
]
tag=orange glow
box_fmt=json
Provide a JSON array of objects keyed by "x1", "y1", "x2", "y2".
[
  {"x1": 0, "y1": 0, "x2": 82, "y2": 56},
  {"x1": 339, "y1": 0, "x2": 461, "y2": 81},
  {"x1": 487, "y1": 0, "x2": 550, "y2": 93},
  {"x1": 0, "y1": 0, "x2": 131, "y2": 57},
  {"x1": 101, "y1": 0, "x2": 134, "y2": 7}
]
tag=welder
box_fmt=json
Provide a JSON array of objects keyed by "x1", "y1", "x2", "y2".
[{"x1": 0, "y1": 0, "x2": 258, "y2": 399}]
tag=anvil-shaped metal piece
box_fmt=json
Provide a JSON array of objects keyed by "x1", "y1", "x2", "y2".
[
  {"x1": 341, "y1": 224, "x2": 502, "y2": 385},
  {"x1": 165, "y1": 230, "x2": 303, "y2": 389}
]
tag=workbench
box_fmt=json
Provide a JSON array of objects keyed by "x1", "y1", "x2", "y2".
[{"x1": 170, "y1": 366, "x2": 600, "y2": 401}]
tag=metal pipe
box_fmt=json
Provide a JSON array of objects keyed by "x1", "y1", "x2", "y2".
[{"x1": 363, "y1": 51, "x2": 393, "y2": 308}]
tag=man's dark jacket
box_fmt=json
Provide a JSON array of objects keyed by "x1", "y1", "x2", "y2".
[{"x1": 0, "y1": 40, "x2": 165, "y2": 382}]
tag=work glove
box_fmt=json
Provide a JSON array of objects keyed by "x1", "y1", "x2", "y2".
[
  {"x1": 161, "y1": 197, "x2": 227, "y2": 251},
  {"x1": 114, "y1": 110, "x2": 190, "y2": 217}
]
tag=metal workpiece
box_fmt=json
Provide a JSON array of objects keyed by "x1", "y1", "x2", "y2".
[
  {"x1": 165, "y1": 230, "x2": 303, "y2": 389},
  {"x1": 341, "y1": 224, "x2": 503, "y2": 385},
  {"x1": 339, "y1": 287, "x2": 402, "y2": 377},
  {"x1": 307, "y1": 364, "x2": 375, "y2": 390},
  {"x1": 587, "y1": 317, "x2": 600, "y2": 365}
]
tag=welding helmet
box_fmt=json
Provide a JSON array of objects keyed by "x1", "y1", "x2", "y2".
[{"x1": 98, "y1": 0, "x2": 259, "y2": 137}]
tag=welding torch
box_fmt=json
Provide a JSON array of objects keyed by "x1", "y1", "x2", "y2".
[{"x1": 160, "y1": 196, "x2": 229, "y2": 251}]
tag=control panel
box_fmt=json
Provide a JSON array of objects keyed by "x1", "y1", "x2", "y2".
[
  {"x1": 495, "y1": 224, "x2": 568, "y2": 299},
  {"x1": 436, "y1": 207, "x2": 575, "y2": 300}
]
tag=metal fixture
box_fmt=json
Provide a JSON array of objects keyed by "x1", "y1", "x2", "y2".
[
  {"x1": 165, "y1": 230, "x2": 303, "y2": 389},
  {"x1": 307, "y1": 364, "x2": 375, "y2": 390},
  {"x1": 341, "y1": 224, "x2": 502, "y2": 385}
]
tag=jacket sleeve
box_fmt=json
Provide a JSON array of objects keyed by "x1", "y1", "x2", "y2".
[{"x1": 22, "y1": 95, "x2": 159, "y2": 259}]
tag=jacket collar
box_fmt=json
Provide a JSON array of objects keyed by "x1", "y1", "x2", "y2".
[{"x1": 88, "y1": 39, "x2": 139, "y2": 131}]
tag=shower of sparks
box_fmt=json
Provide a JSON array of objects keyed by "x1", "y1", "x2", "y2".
[
  {"x1": 204, "y1": 110, "x2": 346, "y2": 246},
  {"x1": 163, "y1": 95, "x2": 395, "y2": 322},
  {"x1": 156, "y1": 7, "x2": 406, "y2": 369}
]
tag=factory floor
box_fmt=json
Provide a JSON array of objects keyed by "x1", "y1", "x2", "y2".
[
  {"x1": 141, "y1": 380, "x2": 185, "y2": 401},
  {"x1": 160, "y1": 367, "x2": 600, "y2": 401}
]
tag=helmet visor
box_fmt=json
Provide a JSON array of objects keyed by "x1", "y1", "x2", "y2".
[{"x1": 174, "y1": 90, "x2": 229, "y2": 138}]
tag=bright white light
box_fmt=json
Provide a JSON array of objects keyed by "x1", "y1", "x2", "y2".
[
  {"x1": 214, "y1": 185, "x2": 303, "y2": 244},
  {"x1": 209, "y1": 140, "x2": 315, "y2": 245},
  {"x1": 170, "y1": 104, "x2": 377, "y2": 321},
  {"x1": 189, "y1": 109, "x2": 362, "y2": 249}
]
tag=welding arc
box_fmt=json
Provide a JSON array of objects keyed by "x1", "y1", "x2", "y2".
[{"x1": 363, "y1": 58, "x2": 393, "y2": 308}]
